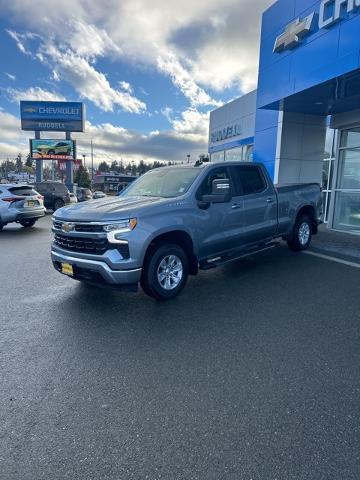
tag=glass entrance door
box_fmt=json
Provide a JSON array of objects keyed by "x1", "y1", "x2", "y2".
[{"x1": 333, "y1": 128, "x2": 360, "y2": 232}]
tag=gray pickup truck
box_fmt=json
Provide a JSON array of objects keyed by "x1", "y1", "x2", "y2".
[{"x1": 51, "y1": 162, "x2": 322, "y2": 300}]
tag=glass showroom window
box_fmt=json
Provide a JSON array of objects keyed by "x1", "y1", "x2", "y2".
[
  {"x1": 225, "y1": 147, "x2": 243, "y2": 161},
  {"x1": 224, "y1": 144, "x2": 254, "y2": 162},
  {"x1": 211, "y1": 151, "x2": 225, "y2": 162},
  {"x1": 333, "y1": 127, "x2": 360, "y2": 232},
  {"x1": 322, "y1": 128, "x2": 336, "y2": 223}
]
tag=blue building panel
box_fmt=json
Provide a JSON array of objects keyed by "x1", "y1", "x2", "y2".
[{"x1": 257, "y1": 0, "x2": 360, "y2": 110}]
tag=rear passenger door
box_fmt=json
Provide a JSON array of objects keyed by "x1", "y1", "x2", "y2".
[{"x1": 229, "y1": 165, "x2": 277, "y2": 245}]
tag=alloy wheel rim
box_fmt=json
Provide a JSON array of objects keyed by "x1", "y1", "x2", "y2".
[
  {"x1": 298, "y1": 222, "x2": 310, "y2": 246},
  {"x1": 157, "y1": 255, "x2": 183, "y2": 290}
]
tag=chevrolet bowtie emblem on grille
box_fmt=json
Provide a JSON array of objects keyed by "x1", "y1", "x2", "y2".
[
  {"x1": 62, "y1": 222, "x2": 75, "y2": 233},
  {"x1": 273, "y1": 13, "x2": 314, "y2": 53}
]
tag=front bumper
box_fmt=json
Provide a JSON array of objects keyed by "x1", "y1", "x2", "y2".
[{"x1": 51, "y1": 249, "x2": 142, "y2": 288}]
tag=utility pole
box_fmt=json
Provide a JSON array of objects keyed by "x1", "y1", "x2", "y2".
[{"x1": 91, "y1": 139, "x2": 94, "y2": 182}]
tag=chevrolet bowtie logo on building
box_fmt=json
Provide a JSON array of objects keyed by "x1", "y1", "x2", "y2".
[{"x1": 273, "y1": 13, "x2": 314, "y2": 53}]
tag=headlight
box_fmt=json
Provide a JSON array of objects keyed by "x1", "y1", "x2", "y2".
[{"x1": 105, "y1": 218, "x2": 137, "y2": 243}]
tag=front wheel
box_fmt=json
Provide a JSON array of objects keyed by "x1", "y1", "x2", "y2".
[
  {"x1": 19, "y1": 219, "x2": 37, "y2": 228},
  {"x1": 287, "y1": 215, "x2": 312, "y2": 252},
  {"x1": 140, "y1": 244, "x2": 189, "y2": 301}
]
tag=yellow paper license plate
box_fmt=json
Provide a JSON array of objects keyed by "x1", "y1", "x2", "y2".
[
  {"x1": 27, "y1": 201, "x2": 35, "y2": 207},
  {"x1": 61, "y1": 263, "x2": 73, "y2": 276}
]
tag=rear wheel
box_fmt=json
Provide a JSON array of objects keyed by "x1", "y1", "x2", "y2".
[
  {"x1": 53, "y1": 198, "x2": 65, "y2": 211},
  {"x1": 287, "y1": 215, "x2": 312, "y2": 252},
  {"x1": 0, "y1": 222, "x2": 4, "y2": 231},
  {"x1": 19, "y1": 219, "x2": 37, "y2": 228},
  {"x1": 140, "y1": 244, "x2": 189, "y2": 300}
]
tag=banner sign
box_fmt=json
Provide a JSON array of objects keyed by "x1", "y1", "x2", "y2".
[
  {"x1": 30, "y1": 139, "x2": 76, "y2": 160},
  {"x1": 21, "y1": 101, "x2": 85, "y2": 132},
  {"x1": 57, "y1": 159, "x2": 82, "y2": 171}
]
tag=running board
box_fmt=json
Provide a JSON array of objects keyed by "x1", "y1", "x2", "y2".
[{"x1": 199, "y1": 242, "x2": 280, "y2": 270}]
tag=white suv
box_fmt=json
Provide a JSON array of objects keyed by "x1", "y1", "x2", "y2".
[{"x1": 0, "y1": 184, "x2": 45, "y2": 231}]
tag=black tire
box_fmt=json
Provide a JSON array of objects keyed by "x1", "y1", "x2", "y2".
[
  {"x1": 287, "y1": 215, "x2": 312, "y2": 252},
  {"x1": 19, "y1": 219, "x2": 37, "y2": 228},
  {"x1": 140, "y1": 244, "x2": 189, "y2": 301},
  {"x1": 53, "y1": 198, "x2": 65, "y2": 211},
  {"x1": 0, "y1": 223, "x2": 4, "y2": 232}
]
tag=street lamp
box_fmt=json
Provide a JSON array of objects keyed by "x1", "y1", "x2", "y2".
[
  {"x1": 82, "y1": 154, "x2": 86, "y2": 169},
  {"x1": 187, "y1": 154, "x2": 190, "y2": 164}
]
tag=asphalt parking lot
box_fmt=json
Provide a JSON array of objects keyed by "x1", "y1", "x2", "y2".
[{"x1": 1, "y1": 215, "x2": 359, "y2": 480}]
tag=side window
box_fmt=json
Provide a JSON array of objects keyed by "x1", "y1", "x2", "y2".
[
  {"x1": 231, "y1": 166, "x2": 266, "y2": 196},
  {"x1": 196, "y1": 167, "x2": 229, "y2": 200}
]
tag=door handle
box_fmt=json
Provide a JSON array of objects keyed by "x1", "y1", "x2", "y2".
[
  {"x1": 231, "y1": 203, "x2": 241, "y2": 209},
  {"x1": 266, "y1": 198, "x2": 274, "y2": 203}
]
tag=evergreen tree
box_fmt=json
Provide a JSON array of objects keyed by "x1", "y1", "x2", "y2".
[
  {"x1": 98, "y1": 161, "x2": 110, "y2": 173},
  {"x1": 25, "y1": 154, "x2": 33, "y2": 168},
  {"x1": 110, "y1": 160, "x2": 119, "y2": 173},
  {"x1": 74, "y1": 165, "x2": 91, "y2": 188},
  {"x1": 15, "y1": 153, "x2": 23, "y2": 173}
]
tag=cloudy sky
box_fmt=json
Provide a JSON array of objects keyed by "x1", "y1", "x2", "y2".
[{"x1": 0, "y1": 0, "x2": 272, "y2": 165}]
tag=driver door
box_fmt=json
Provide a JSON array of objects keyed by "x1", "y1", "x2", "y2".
[{"x1": 195, "y1": 166, "x2": 244, "y2": 259}]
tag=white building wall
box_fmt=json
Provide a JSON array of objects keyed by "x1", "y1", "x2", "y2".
[{"x1": 209, "y1": 90, "x2": 257, "y2": 153}]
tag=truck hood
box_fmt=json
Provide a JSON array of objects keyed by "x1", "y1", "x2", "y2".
[{"x1": 54, "y1": 195, "x2": 169, "y2": 222}]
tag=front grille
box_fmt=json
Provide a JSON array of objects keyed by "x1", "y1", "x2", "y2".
[
  {"x1": 54, "y1": 233, "x2": 130, "y2": 259},
  {"x1": 53, "y1": 221, "x2": 104, "y2": 233},
  {"x1": 74, "y1": 224, "x2": 104, "y2": 233},
  {"x1": 54, "y1": 233, "x2": 109, "y2": 255}
]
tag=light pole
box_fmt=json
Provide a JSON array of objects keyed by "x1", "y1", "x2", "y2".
[
  {"x1": 187, "y1": 154, "x2": 190, "y2": 164},
  {"x1": 91, "y1": 139, "x2": 94, "y2": 182},
  {"x1": 82, "y1": 154, "x2": 86, "y2": 169}
]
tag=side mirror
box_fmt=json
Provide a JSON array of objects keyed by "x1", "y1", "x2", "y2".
[{"x1": 202, "y1": 178, "x2": 232, "y2": 204}]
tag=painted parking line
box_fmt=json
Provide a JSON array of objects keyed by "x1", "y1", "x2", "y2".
[{"x1": 304, "y1": 250, "x2": 360, "y2": 269}]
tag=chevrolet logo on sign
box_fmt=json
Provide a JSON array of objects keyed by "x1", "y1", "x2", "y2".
[
  {"x1": 23, "y1": 107, "x2": 37, "y2": 113},
  {"x1": 273, "y1": 13, "x2": 314, "y2": 53}
]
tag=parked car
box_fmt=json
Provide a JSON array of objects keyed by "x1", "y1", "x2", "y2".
[
  {"x1": 0, "y1": 184, "x2": 45, "y2": 230},
  {"x1": 33, "y1": 181, "x2": 71, "y2": 211},
  {"x1": 77, "y1": 188, "x2": 93, "y2": 202},
  {"x1": 69, "y1": 193, "x2": 78, "y2": 204},
  {"x1": 92, "y1": 191, "x2": 106, "y2": 199},
  {"x1": 51, "y1": 162, "x2": 322, "y2": 300}
]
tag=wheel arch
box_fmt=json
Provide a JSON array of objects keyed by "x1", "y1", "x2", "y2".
[
  {"x1": 142, "y1": 230, "x2": 198, "y2": 275},
  {"x1": 294, "y1": 204, "x2": 317, "y2": 233}
]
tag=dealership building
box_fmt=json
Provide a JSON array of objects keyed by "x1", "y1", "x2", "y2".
[{"x1": 209, "y1": 0, "x2": 360, "y2": 233}]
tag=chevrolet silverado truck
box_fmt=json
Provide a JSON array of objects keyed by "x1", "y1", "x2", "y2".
[{"x1": 51, "y1": 162, "x2": 322, "y2": 300}]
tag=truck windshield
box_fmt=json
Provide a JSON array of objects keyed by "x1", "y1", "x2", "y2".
[{"x1": 122, "y1": 168, "x2": 201, "y2": 198}]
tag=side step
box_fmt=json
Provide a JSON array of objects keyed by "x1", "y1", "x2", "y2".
[{"x1": 199, "y1": 242, "x2": 280, "y2": 270}]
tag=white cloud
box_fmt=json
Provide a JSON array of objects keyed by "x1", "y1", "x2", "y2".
[
  {"x1": 0, "y1": 110, "x2": 207, "y2": 163},
  {"x1": 39, "y1": 43, "x2": 146, "y2": 114},
  {"x1": 7, "y1": 87, "x2": 66, "y2": 103},
  {"x1": 6, "y1": 29, "x2": 32, "y2": 55},
  {"x1": 118, "y1": 81, "x2": 133, "y2": 94},
  {"x1": 157, "y1": 52, "x2": 220, "y2": 107},
  {"x1": 4, "y1": 73, "x2": 16, "y2": 81},
  {"x1": 66, "y1": 19, "x2": 122, "y2": 60},
  {"x1": 1, "y1": 1, "x2": 270, "y2": 106}
]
